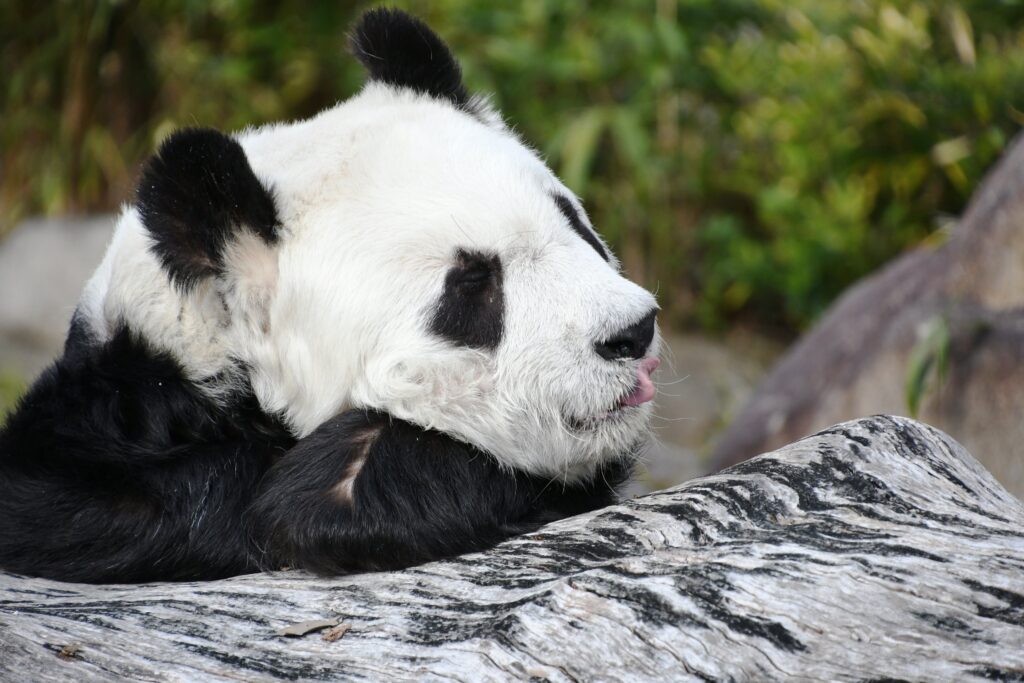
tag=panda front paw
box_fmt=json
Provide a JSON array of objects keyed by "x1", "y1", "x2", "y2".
[{"x1": 248, "y1": 409, "x2": 626, "y2": 575}]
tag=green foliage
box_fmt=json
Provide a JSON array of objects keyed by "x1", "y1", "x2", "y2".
[
  {"x1": 0, "y1": 372, "x2": 26, "y2": 426},
  {"x1": 2, "y1": 0, "x2": 1023, "y2": 334},
  {"x1": 691, "y1": 1, "x2": 1024, "y2": 330},
  {"x1": 905, "y1": 315, "x2": 951, "y2": 418}
]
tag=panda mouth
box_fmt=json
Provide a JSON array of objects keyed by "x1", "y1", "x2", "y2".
[
  {"x1": 618, "y1": 357, "x2": 660, "y2": 408},
  {"x1": 566, "y1": 357, "x2": 660, "y2": 431}
]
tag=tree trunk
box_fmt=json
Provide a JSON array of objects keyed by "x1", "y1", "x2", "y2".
[{"x1": 2, "y1": 415, "x2": 1022, "y2": 681}]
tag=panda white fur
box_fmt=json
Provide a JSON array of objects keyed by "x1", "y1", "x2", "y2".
[{"x1": 0, "y1": 9, "x2": 660, "y2": 582}]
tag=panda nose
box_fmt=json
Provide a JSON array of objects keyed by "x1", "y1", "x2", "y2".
[{"x1": 594, "y1": 309, "x2": 658, "y2": 361}]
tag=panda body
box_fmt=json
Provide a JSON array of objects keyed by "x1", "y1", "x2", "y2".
[{"x1": 0, "y1": 9, "x2": 660, "y2": 583}]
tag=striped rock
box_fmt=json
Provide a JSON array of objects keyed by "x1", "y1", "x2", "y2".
[{"x1": 1, "y1": 415, "x2": 1021, "y2": 681}]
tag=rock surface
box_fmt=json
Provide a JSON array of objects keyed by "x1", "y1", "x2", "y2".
[
  {"x1": 1, "y1": 415, "x2": 1022, "y2": 681},
  {"x1": 0, "y1": 215, "x2": 114, "y2": 378},
  {"x1": 713, "y1": 134, "x2": 1024, "y2": 499},
  {"x1": 628, "y1": 332, "x2": 778, "y2": 495}
]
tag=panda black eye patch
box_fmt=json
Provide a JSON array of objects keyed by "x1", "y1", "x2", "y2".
[
  {"x1": 429, "y1": 248, "x2": 504, "y2": 350},
  {"x1": 552, "y1": 193, "x2": 609, "y2": 262}
]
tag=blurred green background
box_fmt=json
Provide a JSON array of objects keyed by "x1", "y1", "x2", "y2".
[{"x1": 2, "y1": 0, "x2": 1023, "y2": 336}]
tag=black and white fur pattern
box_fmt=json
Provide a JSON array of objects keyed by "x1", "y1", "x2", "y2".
[{"x1": 0, "y1": 9, "x2": 659, "y2": 583}]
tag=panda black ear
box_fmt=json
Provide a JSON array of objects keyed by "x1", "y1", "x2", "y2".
[
  {"x1": 136, "y1": 128, "x2": 280, "y2": 291},
  {"x1": 349, "y1": 8, "x2": 469, "y2": 108}
]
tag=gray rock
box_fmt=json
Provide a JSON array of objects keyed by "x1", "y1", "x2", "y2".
[
  {"x1": 0, "y1": 215, "x2": 115, "y2": 378},
  {"x1": 713, "y1": 133, "x2": 1024, "y2": 499},
  {"x1": 652, "y1": 332, "x2": 778, "y2": 455},
  {"x1": 1, "y1": 416, "x2": 1021, "y2": 681},
  {"x1": 630, "y1": 332, "x2": 779, "y2": 495}
]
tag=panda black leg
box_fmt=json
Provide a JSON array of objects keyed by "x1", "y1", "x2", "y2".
[
  {"x1": 249, "y1": 410, "x2": 629, "y2": 574},
  {"x1": 0, "y1": 322, "x2": 295, "y2": 583}
]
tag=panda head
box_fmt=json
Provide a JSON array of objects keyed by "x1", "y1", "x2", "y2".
[{"x1": 103, "y1": 9, "x2": 660, "y2": 482}]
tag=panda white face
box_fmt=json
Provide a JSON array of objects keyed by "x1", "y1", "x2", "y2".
[
  {"x1": 82, "y1": 10, "x2": 660, "y2": 482},
  {"x1": 235, "y1": 85, "x2": 660, "y2": 480}
]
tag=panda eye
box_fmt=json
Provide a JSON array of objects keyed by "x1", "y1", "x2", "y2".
[
  {"x1": 429, "y1": 248, "x2": 505, "y2": 351},
  {"x1": 453, "y1": 264, "x2": 493, "y2": 287},
  {"x1": 448, "y1": 251, "x2": 499, "y2": 289}
]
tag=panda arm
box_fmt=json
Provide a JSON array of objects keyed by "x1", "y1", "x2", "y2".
[
  {"x1": 248, "y1": 409, "x2": 627, "y2": 574},
  {"x1": 0, "y1": 322, "x2": 293, "y2": 582}
]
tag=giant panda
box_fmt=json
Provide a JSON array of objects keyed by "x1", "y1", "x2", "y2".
[{"x1": 0, "y1": 8, "x2": 660, "y2": 583}]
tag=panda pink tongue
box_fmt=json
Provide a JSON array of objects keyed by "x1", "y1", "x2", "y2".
[{"x1": 620, "y1": 357, "x2": 660, "y2": 407}]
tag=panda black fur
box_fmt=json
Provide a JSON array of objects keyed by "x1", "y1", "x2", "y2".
[
  {"x1": 0, "y1": 9, "x2": 659, "y2": 583},
  {"x1": 251, "y1": 410, "x2": 630, "y2": 576}
]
